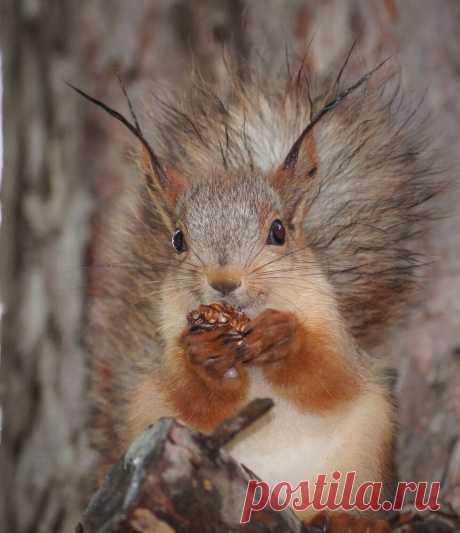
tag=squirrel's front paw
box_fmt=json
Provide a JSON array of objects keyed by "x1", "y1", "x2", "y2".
[
  {"x1": 241, "y1": 309, "x2": 298, "y2": 365},
  {"x1": 180, "y1": 324, "x2": 245, "y2": 380},
  {"x1": 181, "y1": 303, "x2": 249, "y2": 381}
]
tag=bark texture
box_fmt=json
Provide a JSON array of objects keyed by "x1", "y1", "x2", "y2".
[
  {"x1": 80, "y1": 399, "x2": 311, "y2": 533},
  {"x1": 0, "y1": 2, "x2": 92, "y2": 532},
  {"x1": 1, "y1": 1, "x2": 459, "y2": 533}
]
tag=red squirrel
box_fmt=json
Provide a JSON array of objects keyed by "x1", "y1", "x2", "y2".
[{"x1": 75, "y1": 58, "x2": 441, "y2": 529}]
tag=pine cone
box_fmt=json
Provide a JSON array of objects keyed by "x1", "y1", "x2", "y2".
[{"x1": 187, "y1": 303, "x2": 250, "y2": 333}]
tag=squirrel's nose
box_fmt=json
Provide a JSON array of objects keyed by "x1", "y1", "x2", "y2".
[{"x1": 209, "y1": 279, "x2": 241, "y2": 296}]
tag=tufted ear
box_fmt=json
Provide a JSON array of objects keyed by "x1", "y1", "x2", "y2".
[
  {"x1": 137, "y1": 145, "x2": 187, "y2": 207},
  {"x1": 271, "y1": 59, "x2": 390, "y2": 225},
  {"x1": 67, "y1": 79, "x2": 189, "y2": 231},
  {"x1": 271, "y1": 127, "x2": 318, "y2": 195},
  {"x1": 269, "y1": 115, "x2": 319, "y2": 230}
]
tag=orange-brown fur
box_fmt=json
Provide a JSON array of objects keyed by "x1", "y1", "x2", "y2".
[{"x1": 248, "y1": 310, "x2": 362, "y2": 412}]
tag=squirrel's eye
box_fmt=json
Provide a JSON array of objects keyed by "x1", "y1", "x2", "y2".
[
  {"x1": 172, "y1": 229, "x2": 187, "y2": 253},
  {"x1": 267, "y1": 219, "x2": 286, "y2": 246}
]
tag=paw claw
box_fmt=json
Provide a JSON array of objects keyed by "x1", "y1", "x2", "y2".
[{"x1": 223, "y1": 367, "x2": 238, "y2": 379}]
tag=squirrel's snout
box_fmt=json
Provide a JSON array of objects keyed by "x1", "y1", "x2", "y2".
[
  {"x1": 206, "y1": 268, "x2": 242, "y2": 296},
  {"x1": 209, "y1": 279, "x2": 241, "y2": 296}
]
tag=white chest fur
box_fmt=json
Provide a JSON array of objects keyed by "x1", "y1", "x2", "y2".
[{"x1": 227, "y1": 369, "x2": 391, "y2": 490}]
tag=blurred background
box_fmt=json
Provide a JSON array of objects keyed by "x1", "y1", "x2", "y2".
[{"x1": 1, "y1": 1, "x2": 460, "y2": 532}]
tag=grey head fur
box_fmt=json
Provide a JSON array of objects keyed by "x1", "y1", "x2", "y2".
[{"x1": 178, "y1": 172, "x2": 281, "y2": 268}]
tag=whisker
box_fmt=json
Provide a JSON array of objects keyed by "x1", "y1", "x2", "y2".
[
  {"x1": 252, "y1": 267, "x2": 324, "y2": 276},
  {"x1": 187, "y1": 244, "x2": 205, "y2": 268},
  {"x1": 244, "y1": 241, "x2": 267, "y2": 270},
  {"x1": 251, "y1": 277, "x2": 332, "y2": 302},
  {"x1": 249, "y1": 244, "x2": 314, "y2": 274},
  {"x1": 77, "y1": 259, "x2": 201, "y2": 276}
]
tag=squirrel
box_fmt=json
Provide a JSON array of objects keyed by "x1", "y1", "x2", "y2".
[{"x1": 75, "y1": 56, "x2": 441, "y2": 529}]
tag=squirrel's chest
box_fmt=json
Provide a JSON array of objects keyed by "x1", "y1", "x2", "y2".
[
  {"x1": 225, "y1": 368, "x2": 390, "y2": 501},
  {"x1": 227, "y1": 369, "x2": 344, "y2": 487}
]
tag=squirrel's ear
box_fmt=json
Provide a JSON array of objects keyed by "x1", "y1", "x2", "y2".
[
  {"x1": 271, "y1": 130, "x2": 318, "y2": 193},
  {"x1": 269, "y1": 127, "x2": 318, "y2": 230},
  {"x1": 270, "y1": 58, "x2": 390, "y2": 201},
  {"x1": 137, "y1": 145, "x2": 188, "y2": 233},
  {"x1": 65, "y1": 82, "x2": 189, "y2": 232},
  {"x1": 138, "y1": 145, "x2": 188, "y2": 205}
]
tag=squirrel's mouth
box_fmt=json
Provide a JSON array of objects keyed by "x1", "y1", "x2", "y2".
[
  {"x1": 199, "y1": 282, "x2": 268, "y2": 318},
  {"x1": 237, "y1": 306, "x2": 258, "y2": 319},
  {"x1": 219, "y1": 294, "x2": 267, "y2": 319}
]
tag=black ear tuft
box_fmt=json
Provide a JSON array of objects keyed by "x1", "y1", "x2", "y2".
[
  {"x1": 66, "y1": 79, "x2": 168, "y2": 189},
  {"x1": 282, "y1": 57, "x2": 391, "y2": 172}
]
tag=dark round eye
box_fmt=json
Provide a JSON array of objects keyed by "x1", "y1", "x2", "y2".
[
  {"x1": 267, "y1": 219, "x2": 286, "y2": 245},
  {"x1": 172, "y1": 229, "x2": 187, "y2": 253}
]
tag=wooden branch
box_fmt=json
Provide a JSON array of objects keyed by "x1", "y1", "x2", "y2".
[
  {"x1": 78, "y1": 399, "x2": 314, "y2": 533},
  {"x1": 78, "y1": 399, "x2": 460, "y2": 533},
  {"x1": 389, "y1": 504, "x2": 460, "y2": 532}
]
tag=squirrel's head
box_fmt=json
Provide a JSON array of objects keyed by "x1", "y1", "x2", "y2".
[
  {"x1": 134, "y1": 102, "x2": 336, "y2": 336},
  {"x1": 168, "y1": 172, "x2": 308, "y2": 317},
  {"x1": 157, "y1": 154, "x2": 335, "y2": 332},
  {"x1": 152, "y1": 92, "x2": 337, "y2": 326}
]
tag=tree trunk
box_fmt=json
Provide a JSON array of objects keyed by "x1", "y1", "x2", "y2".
[
  {"x1": 0, "y1": 1, "x2": 93, "y2": 532},
  {"x1": 1, "y1": 2, "x2": 459, "y2": 533}
]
